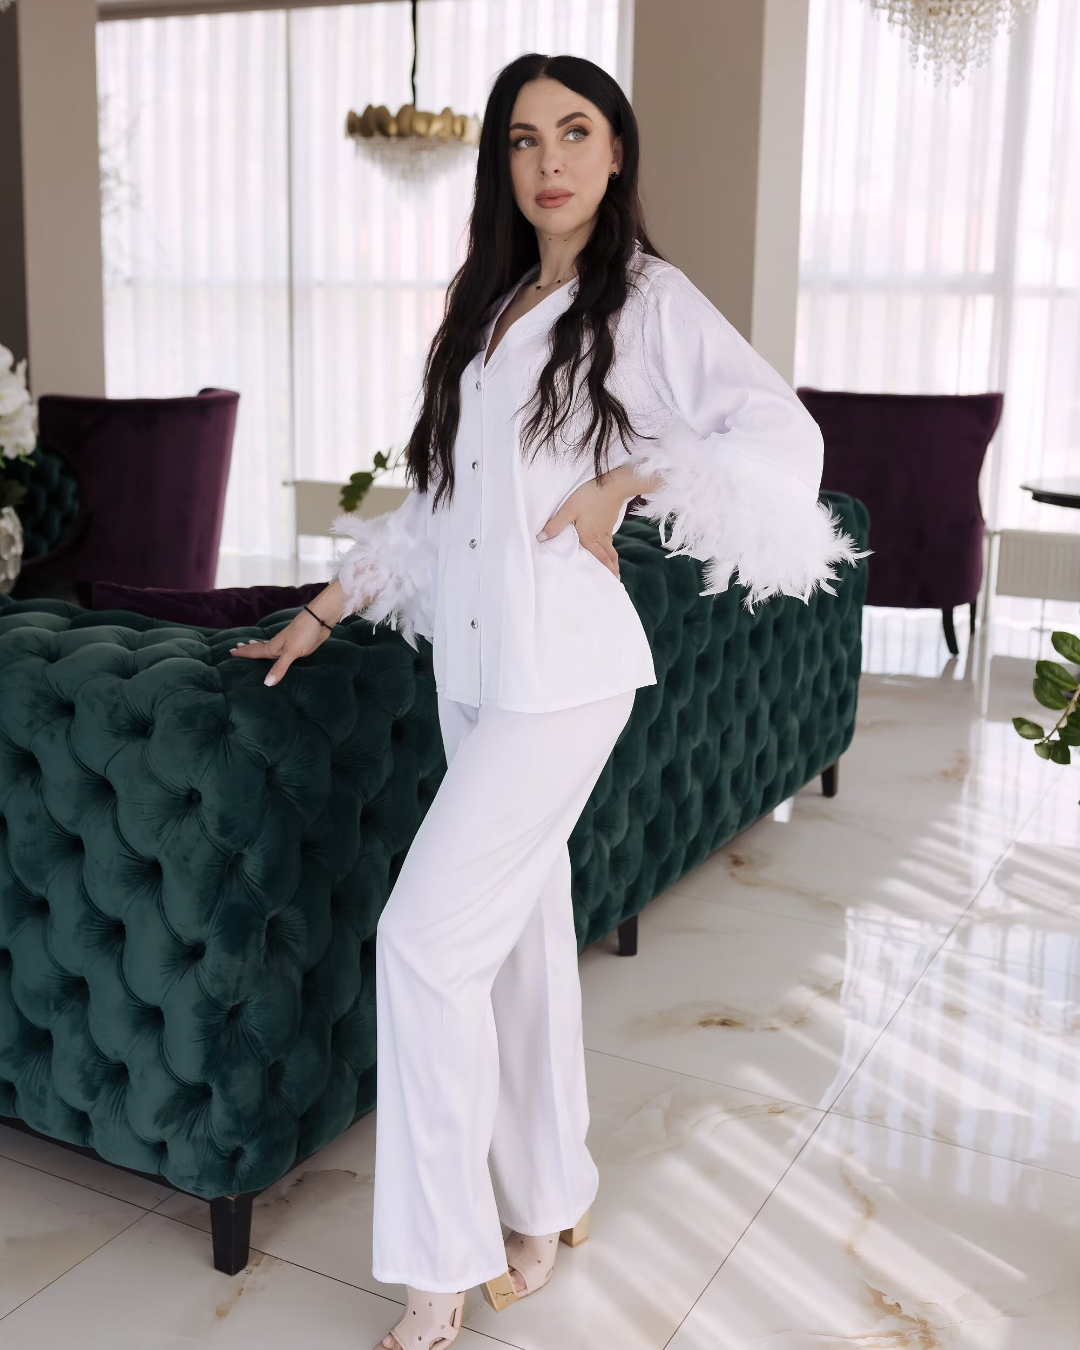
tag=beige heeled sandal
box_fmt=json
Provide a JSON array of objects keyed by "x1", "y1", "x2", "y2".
[
  {"x1": 377, "y1": 1287, "x2": 465, "y2": 1350},
  {"x1": 480, "y1": 1210, "x2": 590, "y2": 1312}
]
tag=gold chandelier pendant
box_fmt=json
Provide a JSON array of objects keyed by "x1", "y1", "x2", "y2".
[{"x1": 346, "y1": 102, "x2": 481, "y2": 148}]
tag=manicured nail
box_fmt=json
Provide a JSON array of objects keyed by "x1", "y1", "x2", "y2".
[
  {"x1": 536, "y1": 530, "x2": 548, "y2": 541},
  {"x1": 264, "y1": 674, "x2": 276, "y2": 686}
]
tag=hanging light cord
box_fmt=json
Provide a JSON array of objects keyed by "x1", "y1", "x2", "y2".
[{"x1": 410, "y1": 0, "x2": 418, "y2": 107}]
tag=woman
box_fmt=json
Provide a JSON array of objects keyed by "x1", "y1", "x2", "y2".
[{"x1": 232, "y1": 52, "x2": 859, "y2": 1350}]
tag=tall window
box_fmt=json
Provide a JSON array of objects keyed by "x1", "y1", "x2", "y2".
[
  {"x1": 97, "y1": 1, "x2": 626, "y2": 563},
  {"x1": 797, "y1": 0, "x2": 1080, "y2": 535}
]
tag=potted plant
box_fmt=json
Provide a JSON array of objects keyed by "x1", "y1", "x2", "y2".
[
  {"x1": 1014, "y1": 630, "x2": 1080, "y2": 801},
  {"x1": 0, "y1": 344, "x2": 37, "y2": 595}
]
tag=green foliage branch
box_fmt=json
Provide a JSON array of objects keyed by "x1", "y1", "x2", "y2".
[{"x1": 1013, "y1": 632, "x2": 1080, "y2": 783}]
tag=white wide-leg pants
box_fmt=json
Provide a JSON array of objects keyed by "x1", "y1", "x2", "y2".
[{"x1": 370, "y1": 688, "x2": 635, "y2": 1292}]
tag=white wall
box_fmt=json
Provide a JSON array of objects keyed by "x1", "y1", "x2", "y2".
[
  {"x1": 631, "y1": 0, "x2": 810, "y2": 383},
  {"x1": 17, "y1": 0, "x2": 106, "y2": 396}
]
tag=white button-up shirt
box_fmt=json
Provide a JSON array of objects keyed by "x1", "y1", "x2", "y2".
[{"x1": 333, "y1": 247, "x2": 861, "y2": 713}]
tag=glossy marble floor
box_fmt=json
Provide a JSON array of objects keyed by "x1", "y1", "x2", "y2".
[{"x1": 3, "y1": 603, "x2": 1080, "y2": 1349}]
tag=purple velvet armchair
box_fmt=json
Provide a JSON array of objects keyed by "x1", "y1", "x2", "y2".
[
  {"x1": 797, "y1": 388, "x2": 1004, "y2": 655},
  {"x1": 15, "y1": 388, "x2": 238, "y2": 604}
]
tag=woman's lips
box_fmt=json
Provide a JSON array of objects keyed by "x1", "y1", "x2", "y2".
[{"x1": 535, "y1": 190, "x2": 573, "y2": 208}]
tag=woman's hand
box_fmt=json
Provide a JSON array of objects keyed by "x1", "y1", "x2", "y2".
[
  {"x1": 536, "y1": 463, "x2": 662, "y2": 578},
  {"x1": 229, "y1": 579, "x2": 347, "y2": 686}
]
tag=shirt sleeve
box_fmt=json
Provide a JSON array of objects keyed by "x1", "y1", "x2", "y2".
[
  {"x1": 330, "y1": 488, "x2": 437, "y2": 649},
  {"x1": 628, "y1": 267, "x2": 865, "y2": 608}
]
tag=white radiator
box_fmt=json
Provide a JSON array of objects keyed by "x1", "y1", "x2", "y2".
[
  {"x1": 991, "y1": 529, "x2": 1080, "y2": 602},
  {"x1": 285, "y1": 480, "x2": 409, "y2": 544}
]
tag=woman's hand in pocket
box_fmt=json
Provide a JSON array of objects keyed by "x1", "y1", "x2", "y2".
[{"x1": 536, "y1": 473, "x2": 627, "y2": 577}]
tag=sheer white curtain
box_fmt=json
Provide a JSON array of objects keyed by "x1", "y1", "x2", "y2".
[
  {"x1": 797, "y1": 0, "x2": 1080, "y2": 533},
  {"x1": 97, "y1": 1, "x2": 625, "y2": 564}
]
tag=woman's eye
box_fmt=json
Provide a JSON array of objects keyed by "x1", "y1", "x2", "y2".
[
  {"x1": 511, "y1": 135, "x2": 537, "y2": 150},
  {"x1": 564, "y1": 126, "x2": 587, "y2": 141}
]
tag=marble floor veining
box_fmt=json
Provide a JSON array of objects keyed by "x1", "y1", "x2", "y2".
[{"x1": 2, "y1": 604, "x2": 1080, "y2": 1349}]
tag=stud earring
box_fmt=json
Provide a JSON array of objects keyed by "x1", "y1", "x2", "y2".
[{"x1": 609, "y1": 170, "x2": 619, "y2": 179}]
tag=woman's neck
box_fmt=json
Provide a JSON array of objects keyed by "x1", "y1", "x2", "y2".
[{"x1": 533, "y1": 219, "x2": 594, "y2": 288}]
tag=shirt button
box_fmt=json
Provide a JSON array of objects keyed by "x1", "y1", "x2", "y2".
[
  {"x1": 470, "y1": 618, "x2": 478, "y2": 629},
  {"x1": 471, "y1": 460, "x2": 479, "y2": 470},
  {"x1": 469, "y1": 538, "x2": 477, "y2": 548},
  {"x1": 475, "y1": 380, "x2": 481, "y2": 390}
]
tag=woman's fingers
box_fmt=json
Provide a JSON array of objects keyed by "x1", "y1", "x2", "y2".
[
  {"x1": 536, "y1": 508, "x2": 568, "y2": 542},
  {"x1": 262, "y1": 650, "x2": 295, "y2": 687},
  {"x1": 227, "y1": 622, "x2": 324, "y2": 685},
  {"x1": 228, "y1": 633, "x2": 299, "y2": 684},
  {"x1": 582, "y1": 535, "x2": 620, "y2": 577},
  {"x1": 229, "y1": 635, "x2": 284, "y2": 659}
]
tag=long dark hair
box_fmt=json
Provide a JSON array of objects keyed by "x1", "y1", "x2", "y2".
[{"x1": 405, "y1": 53, "x2": 663, "y2": 508}]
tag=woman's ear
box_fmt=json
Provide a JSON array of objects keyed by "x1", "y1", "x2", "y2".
[{"x1": 611, "y1": 135, "x2": 624, "y2": 176}]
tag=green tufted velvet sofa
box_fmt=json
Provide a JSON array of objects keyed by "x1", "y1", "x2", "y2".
[{"x1": 0, "y1": 494, "x2": 868, "y2": 1274}]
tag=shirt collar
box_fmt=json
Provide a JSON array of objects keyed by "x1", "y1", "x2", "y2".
[
  {"x1": 485, "y1": 239, "x2": 644, "y2": 328},
  {"x1": 479, "y1": 264, "x2": 580, "y2": 361}
]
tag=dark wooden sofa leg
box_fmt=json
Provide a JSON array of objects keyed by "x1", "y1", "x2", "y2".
[
  {"x1": 821, "y1": 760, "x2": 839, "y2": 798},
  {"x1": 969, "y1": 598, "x2": 977, "y2": 634},
  {"x1": 942, "y1": 607, "x2": 959, "y2": 656},
  {"x1": 617, "y1": 913, "x2": 638, "y2": 956},
  {"x1": 210, "y1": 1192, "x2": 256, "y2": 1275}
]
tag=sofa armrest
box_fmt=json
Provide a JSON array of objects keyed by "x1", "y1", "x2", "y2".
[{"x1": 0, "y1": 606, "x2": 443, "y2": 1198}]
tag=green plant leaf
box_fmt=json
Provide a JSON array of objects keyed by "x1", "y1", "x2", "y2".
[
  {"x1": 373, "y1": 450, "x2": 388, "y2": 470},
  {"x1": 1050, "y1": 741, "x2": 1072, "y2": 765},
  {"x1": 1033, "y1": 677, "x2": 1071, "y2": 711},
  {"x1": 1034, "y1": 740, "x2": 1053, "y2": 759},
  {"x1": 1012, "y1": 717, "x2": 1045, "y2": 740},
  {"x1": 339, "y1": 470, "x2": 374, "y2": 514},
  {"x1": 1036, "y1": 659, "x2": 1078, "y2": 691},
  {"x1": 1058, "y1": 725, "x2": 1080, "y2": 746},
  {"x1": 1051, "y1": 631, "x2": 1080, "y2": 665}
]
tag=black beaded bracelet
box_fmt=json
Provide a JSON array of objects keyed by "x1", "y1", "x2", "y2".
[{"x1": 303, "y1": 603, "x2": 334, "y2": 632}]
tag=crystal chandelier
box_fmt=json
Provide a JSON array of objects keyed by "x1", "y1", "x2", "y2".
[
  {"x1": 868, "y1": 0, "x2": 1038, "y2": 83},
  {"x1": 345, "y1": 0, "x2": 480, "y2": 187}
]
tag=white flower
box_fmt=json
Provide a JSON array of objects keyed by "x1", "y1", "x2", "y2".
[{"x1": 0, "y1": 344, "x2": 37, "y2": 460}]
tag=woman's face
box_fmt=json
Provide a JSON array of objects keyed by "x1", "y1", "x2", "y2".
[{"x1": 507, "y1": 78, "x2": 622, "y2": 239}]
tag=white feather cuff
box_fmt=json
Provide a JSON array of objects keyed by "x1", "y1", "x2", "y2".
[
  {"x1": 330, "y1": 501, "x2": 436, "y2": 649},
  {"x1": 630, "y1": 428, "x2": 867, "y2": 609}
]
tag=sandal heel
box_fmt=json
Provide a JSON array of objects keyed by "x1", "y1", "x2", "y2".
[
  {"x1": 559, "y1": 1209, "x2": 589, "y2": 1248},
  {"x1": 481, "y1": 1270, "x2": 518, "y2": 1313}
]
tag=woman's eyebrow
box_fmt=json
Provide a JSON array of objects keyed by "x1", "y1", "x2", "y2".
[{"x1": 508, "y1": 111, "x2": 594, "y2": 133}]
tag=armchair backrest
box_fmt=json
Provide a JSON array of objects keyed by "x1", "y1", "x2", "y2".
[
  {"x1": 27, "y1": 388, "x2": 239, "y2": 590},
  {"x1": 797, "y1": 388, "x2": 1003, "y2": 610}
]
